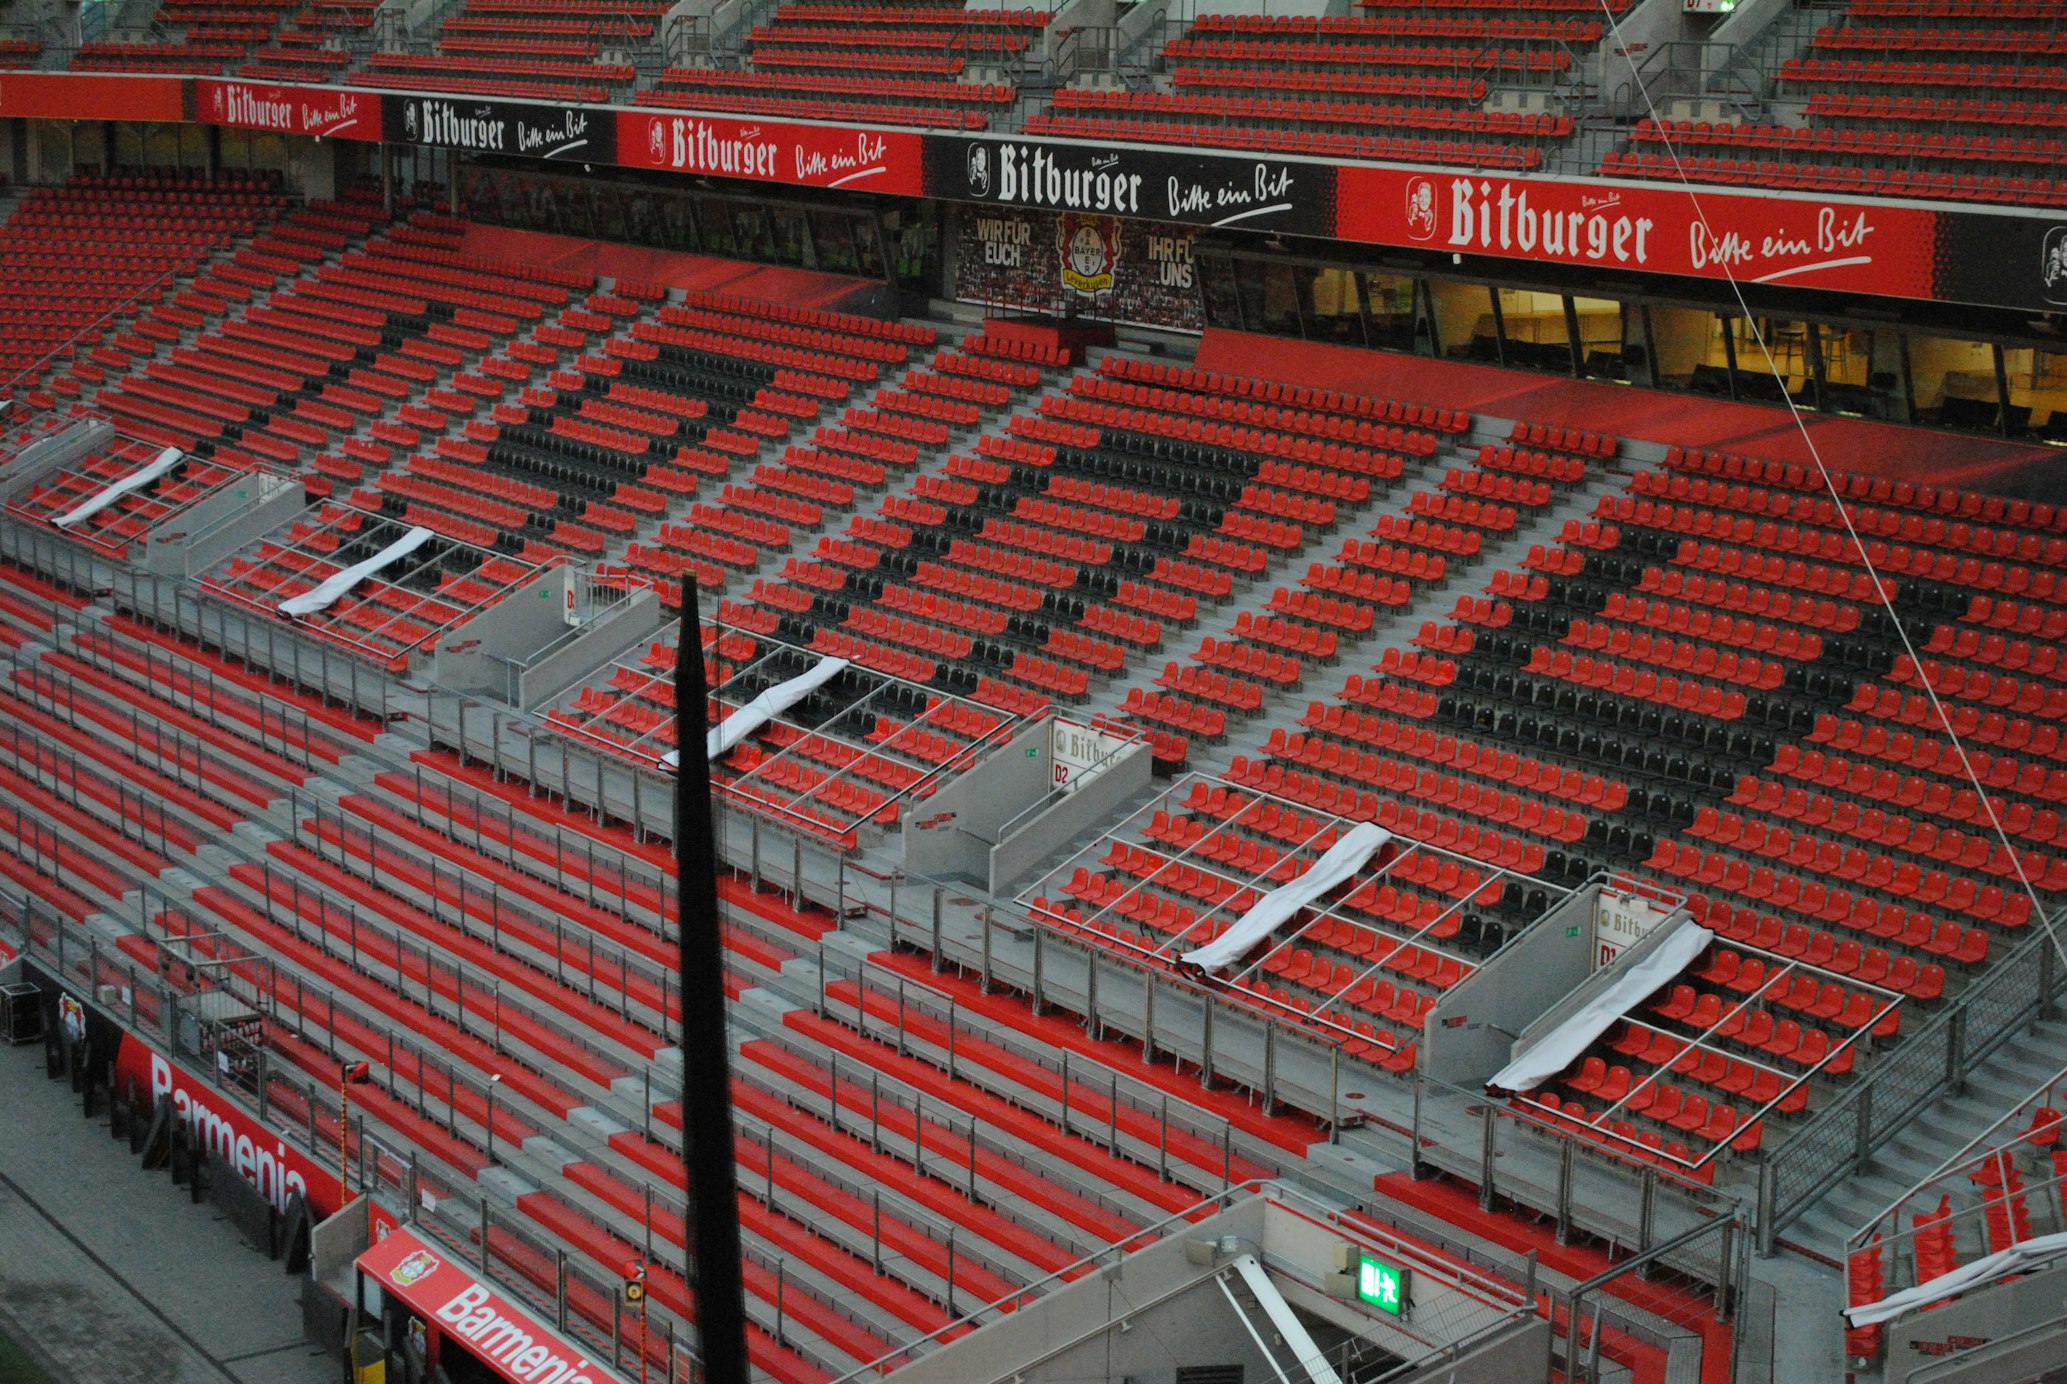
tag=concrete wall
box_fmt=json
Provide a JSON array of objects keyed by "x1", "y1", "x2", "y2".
[
  {"x1": 1645, "y1": 303, "x2": 1715, "y2": 384},
  {"x1": 424, "y1": 570, "x2": 663, "y2": 706},
  {"x1": 1885, "y1": 1262, "x2": 2067, "y2": 1384},
  {"x1": 0, "y1": 418, "x2": 111, "y2": 504},
  {"x1": 886, "y1": 1195, "x2": 1539, "y2": 1384},
  {"x1": 901, "y1": 716, "x2": 1055, "y2": 886},
  {"x1": 988, "y1": 742, "x2": 1150, "y2": 893},
  {"x1": 513, "y1": 585, "x2": 663, "y2": 711},
  {"x1": 285, "y1": 137, "x2": 337, "y2": 202},
  {"x1": 883, "y1": 1200, "x2": 1274, "y2": 1384},
  {"x1": 139, "y1": 470, "x2": 304, "y2": 577},
  {"x1": 1422, "y1": 885, "x2": 1598, "y2": 1087},
  {"x1": 1194, "y1": 0, "x2": 1329, "y2": 15}
]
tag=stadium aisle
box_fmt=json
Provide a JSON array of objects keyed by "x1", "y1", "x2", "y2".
[{"x1": 0, "y1": 1042, "x2": 333, "y2": 1384}]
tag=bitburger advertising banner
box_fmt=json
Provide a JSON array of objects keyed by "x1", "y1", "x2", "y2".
[
  {"x1": 615, "y1": 109, "x2": 924, "y2": 195},
  {"x1": 120, "y1": 69, "x2": 2067, "y2": 318},
  {"x1": 382, "y1": 93, "x2": 614, "y2": 164},
  {"x1": 195, "y1": 79, "x2": 382, "y2": 141},
  {"x1": 955, "y1": 204, "x2": 1204, "y2": 331},
  {"x1": 928, "y1": 134, "x2": 1336, "y2": 238},
  {"x1": 1335, "y1": 165, "x2": 1945, "y2": 302},
  {"x1": 1932, "y1": 207, "x2": 2067, "y2": 322}
]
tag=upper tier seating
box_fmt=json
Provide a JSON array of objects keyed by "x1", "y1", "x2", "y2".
[
  {"x1": 1601, "y1": 0, "x2": 2067, "y2": 207},
  {"x1": 1028, "y1": 4, "x2": 1603, "y2": 166},
  {"x1": 347, "y1": 0, "x2": 661, "y2": 102},
  {"x1": 236, "y1": 0, "x2": 376, "y2": 81},
  {"x1": 568, "y1": 293, "x2": 936, "y2": 604},
  {"x1": 638, "y1": 0, "x2": 1046, "y2": 129},
  {"x1": 75, "y1": 0, "x2": 295, "y2": 72}
]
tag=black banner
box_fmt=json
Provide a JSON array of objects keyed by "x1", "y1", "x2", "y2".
[
  {"x1": 1931, "y1": 208, "x2": 2067, "y2": 319},
  {"x1": 926, "y1": 135, "x2": 1336, "y2": 239},
  {"x1": 381, "y1": 93, "x2": 615, "y2": 164}
]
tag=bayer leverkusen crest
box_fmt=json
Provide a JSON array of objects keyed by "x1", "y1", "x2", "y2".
[{"x1": 1058, "y1": 213, "x2": 1119, "y2": 297}]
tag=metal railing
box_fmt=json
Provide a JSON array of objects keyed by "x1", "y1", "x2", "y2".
[
  {"x1": 1844, "y1": 1059, "x2": 2067, "y2": 1320},
  {"x1": 822, "y1": 1179, "x2": 1540, "y2": 1383},
  {"x1": 1607, "y1": 0, "x2": 1846, "y2": 116},
  {"x1": 1559, "y1": 1209, "x2": 1747, "y2": 1384},
  {"x1": 6, "y1": 887, "x2": 700, "y2": 1377},
  {"x1": 414, "y1": 697, "x2": 1754, "y2": 1289},
  {"x1": 1757, "y1": 920, "x2": 2066, "y2": 1253}
]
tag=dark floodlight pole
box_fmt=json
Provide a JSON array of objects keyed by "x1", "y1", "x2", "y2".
[{"x1": 672, "y1": 578, "x2": 749, "y2": 1384}]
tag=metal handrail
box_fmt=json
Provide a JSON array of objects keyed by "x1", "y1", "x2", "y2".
[
  {"x1": 1561, "y1": 1209, "x2": 1744, "y2": 1384},
  {"x1": 1845, "y1": 1059, "x2": 2067, "y2": 1268},
  {"x1": 1758, "y1": 915, "x2": 2065, "y2": 1252},
  {"x1": 822, "y1": 1178, "x2": 1537, "y2": 1384}
]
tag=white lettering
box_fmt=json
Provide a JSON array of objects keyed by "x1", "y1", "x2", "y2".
[
  {"x1": 1448, "y1": 177, "x2": 1653, "y2": 267},
  {"x1": 992, "y1": 145, "x2": 1141, "y2": 213},
  {"x1": 432, "y1": 1283, "x2": 595, "y2": 1384},
  {"x1": 437, "y1": 1284, "x2": 491, "y2": 1325}
]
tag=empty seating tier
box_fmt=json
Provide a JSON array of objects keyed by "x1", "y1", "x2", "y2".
[
  {"x1": 1600, "y1": 0, "x2": 2067, "y2": 207},
  {"x1": 637, "y1": 1, "x2": 1046, "y2": 130},
  {"x1": 1028, "y1": 7, "x2": 1598, "y2": 166},
  {"x1": 0, "y1": 172, "x2": 287, "y2": 396}
]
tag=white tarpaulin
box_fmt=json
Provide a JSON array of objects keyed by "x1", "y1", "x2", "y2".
[
  {"x1": 1180, "y1": 823, "x2": 1391, "y2": 972},
  {"x1": 279, "y1": 525, "x2": 435, "y2": 617},
  {"x1": 662, "y1": 654, "x2": 850, "y2": 770},
  {"x1": 1486, "y1": 919, "x2": 1716, "y2": 1093},
  {"x1": 1845, "y1": 1230, "x2": 2067, "y2": 1328},
  {"x1": 52, "y1": 445, "x2": 181, "y2": 528}
]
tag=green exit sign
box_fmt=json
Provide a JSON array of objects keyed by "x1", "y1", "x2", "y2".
[{"x1": 1357, "y1": 1256, "x2": 1409, "y2": 1315}]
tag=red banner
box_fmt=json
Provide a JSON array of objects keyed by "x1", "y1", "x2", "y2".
[
  {"x1": 195, "y1": 79, "x2": 383, "y2": 141},
  {"x1": 359, "y1": 1227, "x2": 614, "y2": 1384},
  {"x1": 113, "y1": 1033, "x2": 344, "y2": 1218},
  {"x1": 1336, "y1": 165, "x2": 1942, "y2": 301},
  {"x1": 616, "y1": 108, "x2": 922, "y2": 195},
  {"x1": 0, "y1": 72, "x2": 186, "y2": 122}
]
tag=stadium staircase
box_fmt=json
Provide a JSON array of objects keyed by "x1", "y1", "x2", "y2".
[{"x1": 1789, "y1": 1013, "x2": 2067, "y2": 1258}]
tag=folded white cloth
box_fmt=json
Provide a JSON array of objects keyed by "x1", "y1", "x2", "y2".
[
  {"x1": 1181, "y1": 823, "x2": 1391, "y2": 971},
  {"x1": 661, "y1": 654, "x2": 851, "y2": 769},
  {"x1": 280, "y1": 525, "x2": 436, "y2": 617},
  {"x1": 1845, "y1": 1230, "x2": 2067, "y2": 1328},
  {"x1": 53, "y1": 445, "x2": 181, "y2": 528},
  {"x1": 1486, "y1": 920, "x2": 1715, "y2": 1093}
]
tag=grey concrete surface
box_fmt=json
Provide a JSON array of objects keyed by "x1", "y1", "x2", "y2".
[{"x1": 0, "y1": 1040, "x2": 336, "y2": 1384}]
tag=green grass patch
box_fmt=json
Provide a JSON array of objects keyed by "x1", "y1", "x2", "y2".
[{"x1": 0, "y1": 1325, "x2": 53, "y2": 1384}]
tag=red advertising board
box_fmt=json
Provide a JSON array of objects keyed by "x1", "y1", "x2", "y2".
[
  {"x1": 359, "y1": 1226, "x2": 618, "y2": 1384},
  {"x1": 194, "y1": 79, "x2": 383, "y2": 141},
  {"x1": 1335, "y1": 165, "x2": 1944, "y2": 301},
  {"x1": 113, "y1": 1033, "x2": 344, "y2": 1218},
  {"x1": 0, "y1": 72, "x2": 186, "y2": 122},
  {"x1": 616, "y1": 108, "x2": 923, "y2": 195}
]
